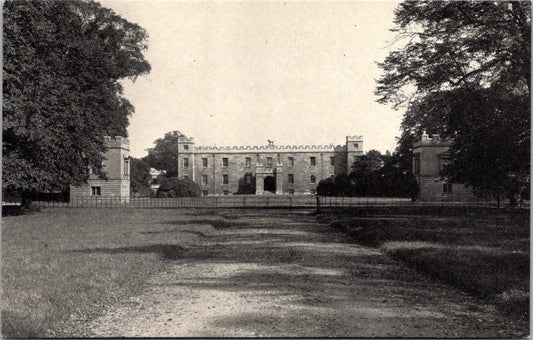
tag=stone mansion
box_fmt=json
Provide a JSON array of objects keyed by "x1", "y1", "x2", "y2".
[{"x1": 176, "y1": 133, "x2": 364, "y2": 195}]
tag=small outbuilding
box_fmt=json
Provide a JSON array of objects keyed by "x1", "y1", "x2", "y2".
[{"x1": 70, "y1": 136, "x2": 130, "y2": 203}]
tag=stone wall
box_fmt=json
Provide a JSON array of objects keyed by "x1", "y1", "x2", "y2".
[
  {"x1": 413, "y1": 134, "x2": 474, "y2": 200},
  {"x1": 175, "y1": 135, "x2": 363, "y2": 195},
  {"x1": 70, "y1": 136, "x2": 130, "y2": 202}
]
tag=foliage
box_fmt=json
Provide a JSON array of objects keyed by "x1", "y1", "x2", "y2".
[
  {"x1": 156, "y1": 177, "x2": 200, "y2": 197},
  {"x1": 318, "y1": 150, "x2": 417, "y2": 197},
  {"x1": 130, "y1": 157, "x2": 152, "y2": 196},
  {"x1": 236, "y1": 173, "x2": 256, "y2": 195},
  {"x1": 376, "y1": 1, "x2": 530, "y2": 205},
  {"x1": 144, "y1": 131, "x2": 185, "y2": 177},
  {"x1": 3, "y1": 1, "x2": 150, "y2": 199}
]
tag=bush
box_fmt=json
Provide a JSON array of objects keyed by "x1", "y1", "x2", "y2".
[{"x1": 156, "y1": 177, "x2": 200, "y2": 197}]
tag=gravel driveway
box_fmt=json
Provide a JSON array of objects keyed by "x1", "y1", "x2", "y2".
[{"x1": 87, "y1": 210, "x2": 527, "y2": 337}]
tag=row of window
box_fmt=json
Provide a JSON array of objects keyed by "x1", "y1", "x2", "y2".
[
  {"x1": 198, "y1": 174, "x2": 317, "y2": 185},
  {"x1": 201, "y1": 189, "x2": 316, "y2": 196},
  {"x1": 182, "y1": 156, "x2": 336, "y2": 168}
]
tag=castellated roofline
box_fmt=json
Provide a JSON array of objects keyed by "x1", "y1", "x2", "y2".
[
  {"x1": 346, "y1": 135, "x2": 363, "y2": 141},
  {"x1": 194, "y1": 143, "x2": 345, "y2": 153},
  {"x1": 413, "y1": 132, "x2": 454, "y2": 148},
  {"x1": 104, "y1": 136, "x2": 130, "y2": 149},
  {"x1": 177, "y1": 135, "x2": 194, "y2": 143}
]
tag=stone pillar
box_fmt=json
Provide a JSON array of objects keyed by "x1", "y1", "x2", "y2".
[
  {"x1": 255, "y1": 162, "x2": 264, "y2": 195},
  {"x1": 275, "y1": 165, "x2": 283, "y2": 194},
  {"x1": 256, "y1": 173, "x2": 264, "y2": 195}
]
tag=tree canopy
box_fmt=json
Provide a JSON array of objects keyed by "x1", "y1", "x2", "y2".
[
  {"x1": 376, "y1": 1, "x2": 530, "y2": 202},
  {"x1": 317, "y1": 150, "x2": 417, "y2": 198},
  {"x1": 3, "y1": 0, "x2": 150, "y2": 194},
  {"x1": 144, "y1": 131, "x2": 184, "y2": 177},
  {"x1": 130, "y1": 157, "x2": 152, "y2": 196}
]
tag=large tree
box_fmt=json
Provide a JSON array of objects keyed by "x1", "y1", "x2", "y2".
[
  {"x1": 376, "y1": 1, "x2": 530, "y2": 204},
  {"x1": 3, "y1": 0, "x2": 150, "y2": 201},
  {"x1": 130, "y1": 157, "x2": 152, "y2": 196},
  {"x1": 144, "y1": 131, "x2": 184, "y2": 177}
]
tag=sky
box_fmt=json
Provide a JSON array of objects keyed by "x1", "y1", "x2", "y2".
[{"x1": 99, "y1": 0, "x2": 405, "y2": 158}]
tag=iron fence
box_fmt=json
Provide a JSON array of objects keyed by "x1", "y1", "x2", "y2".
[{"x1": 2, "y1": 194, "x2": 524, "y2": 209}]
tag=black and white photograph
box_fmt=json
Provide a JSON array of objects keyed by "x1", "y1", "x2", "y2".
[{"x1": 2, "y1": 0, "x2": 530, "y2": 338}]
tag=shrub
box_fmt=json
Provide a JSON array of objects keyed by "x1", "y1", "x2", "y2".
[{"x1": 156, "y1": 177, "x2": 200, "y2": 197}]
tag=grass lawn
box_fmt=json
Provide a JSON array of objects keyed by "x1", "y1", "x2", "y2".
[
  {"x1": 1, "y1": 208, "x2": 220, "y2": 338},
  {"x1": 318, "y1": 208, "x2": 530, "y2": 320}
]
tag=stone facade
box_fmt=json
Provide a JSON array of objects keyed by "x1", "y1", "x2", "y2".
[
  {"x1": 175, "y1": 133, "x2": 363, "y2": 195},
  {"x1": 412, "y1": 133, "x2": 474, "y2": 201},
  {"x1": 70, "y1": 136, "x2": 130, "y2": 202}
]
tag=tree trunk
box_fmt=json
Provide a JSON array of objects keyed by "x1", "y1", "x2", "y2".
[{"x1": 20, "y1": 190, "x2": 35, "y2": 208}]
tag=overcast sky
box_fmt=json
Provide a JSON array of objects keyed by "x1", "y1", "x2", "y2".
[{"x1": 100, "y1": 0, "x2": 404, "y2": 158}]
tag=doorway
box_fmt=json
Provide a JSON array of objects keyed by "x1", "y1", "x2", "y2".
[{"x1": 264, "y1": 176, "x2": 276, "y2": 193}]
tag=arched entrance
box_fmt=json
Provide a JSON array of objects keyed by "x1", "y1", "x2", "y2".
[{"x1": 264, "y1": 176, "x2": 276, "y2": 193}]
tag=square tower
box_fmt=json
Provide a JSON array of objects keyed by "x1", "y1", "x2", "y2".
[
  {"x1": 176, "y1": 133, "x2": 195, "y2": 181},
  {"x1": 70, "y1": 136, "x2": 130, "y2": 203},
  {"x1": 346, "y1": 135, "x2": 364, "y2": 174}
]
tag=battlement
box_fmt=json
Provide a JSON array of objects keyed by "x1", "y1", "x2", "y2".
[
  {"x1": 194, "y1": 143, "x2": 343, "y2": 153},
  {"x1": 413, "y1": 132, "x2": 453, "y2": 148},
  {"x1": 178, "y1": 135, "x2": 195, "y2": 143},
  {"x1": 346, "y1": 135, "x2": 363, "y2": 142},
  {"x1": 104, "y1": 136, "x2": 130, "y2": 150}
]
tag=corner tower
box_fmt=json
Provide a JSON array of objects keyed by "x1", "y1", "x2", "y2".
[
  {"x1": 176, "y1": 132, "x2": 195, "y2": 181},
  {"x1": 70, "y1": 136, "x2": 130, "y2": 202},
  {"x1": 346, "y1": 135, "x2": 363, "y2": 174}
]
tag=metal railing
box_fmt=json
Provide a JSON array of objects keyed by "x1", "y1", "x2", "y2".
[{"x1": 2, "y1": 195, "x2": 524, "y2": 209}]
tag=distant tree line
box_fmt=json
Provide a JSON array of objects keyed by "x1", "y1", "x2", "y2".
[{"x1": 317, "y1": 150, "x2": 418, "y2": 198}]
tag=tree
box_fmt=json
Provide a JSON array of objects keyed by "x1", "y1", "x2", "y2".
[
  {"x1": 156, "y1": 177, "x2": 200, "y2": 198},
  {"x1": 349, "y1": 150, "x2": 384, "y2": 195},
  {"x1": 144, "y1": 131, "x2": 184, "y2": 177},
  {"x1": 3, "y1": 0, "x2": 151, "y2": 204},
  {"x1": 376, "y1": 1, "x2": 530, "y2": 205},
  {"x1": 236, "y1": 173, "x2": 256, "y2": 195},
  {"x1": 130, "y1": 157, "x2": 152, "y2": 196}
]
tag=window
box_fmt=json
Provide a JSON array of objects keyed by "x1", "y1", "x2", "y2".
[
  {"x1": 184, "y1": 175, "x2": 189, "y2": 180},
  {"x1": 288, "y1": 157, "x2": 294, "y2": 167},
  {"x1": 222, "y1": 158, "x2": 228, "y2": 167},
  {"x1": 202, "y1": 175, "x2": 208, "y2": 185},
  {"x1": 245, "y1": 173, "x2": 252, "y2": 184},
  {"x1": 183, "y1": 157, "x2": 189, "y2": 168},
  {"x1": 310, "y1": 157, "x2": 316, "y2": 166},
  {"x1": 123, "y1": 157, "x2": 130, "y2": 177},
  {"x1": 202, "y1": 158, "x2": 208, "y2": 168},
  {"x1": 413, "y1": 153, "x2": 420, "y2": 175},
  {"x1": 183, "y1": 144, "x2": 189, "y2": 150},
  {"x1": 152, "y1": 177, "x2": 158, "y2": 185},
  {"x1": 310, "y1": 175, "x2": 316, "y2": 183},
  {"x1": 245, "y1": 157, "x2": 251, "y2": 168},
  {"x1": 353, "y1": 143, "x2": 358, "y2": 148},
  {"x1": 288, "y1": 174, "x2": 294, "y2": 184},
  {"x1": 202, "y1": 190, "x2": 208, "y2": 196},
  {"x1": 266, "y1": 157, "x2": 273, "y2": 167},
  {"x1": 223, "y1": 174, "x2": 229, "y2": 184},
  {"x1": 330, "y1": 157, "x2": 335, "y2": 166},
  {"x1": 443, "y1": 183, "x2": 453, "y2": 193},
  {"x1": 223, "y1": 190, "x2": 229, "y2": 195},
  {"x1": 288, "y1": 189, "x2": 294, "y2": 194},
  {"x1": 91, "y1": 186, "x2": 101, "y2": 196}
]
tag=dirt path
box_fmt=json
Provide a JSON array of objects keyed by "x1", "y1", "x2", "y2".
[{"x1": 88, "y1": 210, "x2": 526, "y2": 337}]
